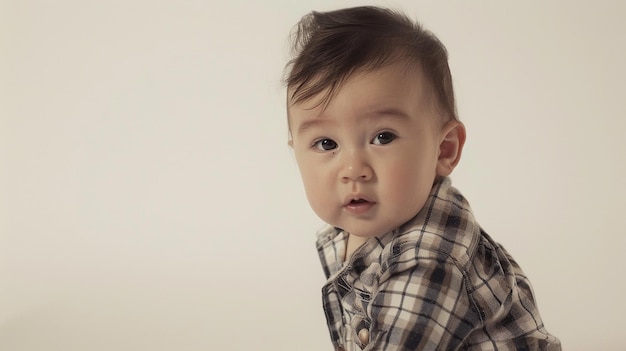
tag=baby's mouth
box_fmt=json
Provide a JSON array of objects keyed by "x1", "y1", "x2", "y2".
[
  {"x1": 344, "y1": 198, "x2": 376, "y2": 214},
  {"x1": 350, "y1": 199, "x2": 368, "y2": 204}
]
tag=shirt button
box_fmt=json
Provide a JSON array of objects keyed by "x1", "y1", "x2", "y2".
[{"x1": 358, "y1": 328, "x2": 370, "y2": 345}]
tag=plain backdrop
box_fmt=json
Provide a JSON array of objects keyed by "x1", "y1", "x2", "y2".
[{"x1": 2, "y1": 1, "x2": 625, "y2": 350}]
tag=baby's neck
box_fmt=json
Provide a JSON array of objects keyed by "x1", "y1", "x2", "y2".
[{"x1": 344, "y1": 233, "x2": 369, "y2": 263}]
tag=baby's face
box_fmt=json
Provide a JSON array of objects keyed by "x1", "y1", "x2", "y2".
[{"x1": 289, "y1": 64, "x2": 446, "y2": 238}]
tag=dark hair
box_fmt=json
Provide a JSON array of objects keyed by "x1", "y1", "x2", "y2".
[{"x1": 284, "y1": 6, "x2": 458, "y2": 121}]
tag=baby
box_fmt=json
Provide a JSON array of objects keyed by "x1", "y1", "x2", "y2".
[{"x1": 284, "y1": 6, "x2": 561, "y2": 351}]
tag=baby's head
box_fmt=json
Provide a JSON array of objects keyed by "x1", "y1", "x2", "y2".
[{"x1": 284, "y1": 6, "x2": 466, "y2": 238}]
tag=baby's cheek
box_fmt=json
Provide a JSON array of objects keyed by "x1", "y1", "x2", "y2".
[
  {"x1": 385, "y1": 164, "x2": 417, "y2": 191},
  {"x1": 384, "y1": 164, "x2": 432, "y2": 212},
  {"x1": 303, "y1": 176, "x2": 334, "y2": 221}
]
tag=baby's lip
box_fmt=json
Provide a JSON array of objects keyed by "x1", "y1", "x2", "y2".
[
  {"x1": 343, "y1": 194, "x2": 375, "y2": 206},
  {"x1": 343, "y1": 194, "x2": 376, "y2": 215}
]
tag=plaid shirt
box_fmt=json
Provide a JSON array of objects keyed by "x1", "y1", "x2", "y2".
[{"x1": 316, "y1": 178, "x2": 561, "y2": 351}]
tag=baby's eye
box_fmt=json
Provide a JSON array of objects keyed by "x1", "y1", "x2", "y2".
[
  {"x1": 313, "y1": 138, "x2": 338, "y2": 151},
  {"x1": 371, "y1": 132, "x2": 396, "y2": 145}
]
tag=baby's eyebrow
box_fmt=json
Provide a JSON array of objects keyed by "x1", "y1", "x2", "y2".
[
  {"x1": 296, "y1": 118, "x2": 327, "y2": 136},
  {"x1": 369, "y1": 107, "x2": 411, "y2": 120},
  {"x1": 295, "y1": 107, "x2": 411, "y2": 135}
]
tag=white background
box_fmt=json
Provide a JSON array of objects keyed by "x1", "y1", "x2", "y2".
[{"x1": 2, "y1": 1, "x2": 625, "y2": 350}]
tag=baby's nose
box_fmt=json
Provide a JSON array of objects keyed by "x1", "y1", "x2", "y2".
[{"x1": 340, "y1": 156, "x2": 373, "y2": 182}]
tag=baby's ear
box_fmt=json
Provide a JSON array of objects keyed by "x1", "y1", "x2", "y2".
[{"x1": 436, "y1": 121, "x2": 466, "y2": 177}]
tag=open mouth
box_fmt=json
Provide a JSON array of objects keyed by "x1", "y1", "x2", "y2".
[
  {"x1": 350, "y1": 199, "x2": 369, "y2": 204},
  {"x1": 344, "y1": 198, "x2": 375, "y2": 214}
]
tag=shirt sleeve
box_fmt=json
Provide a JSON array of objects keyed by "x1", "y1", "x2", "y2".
[
  {"x1": 363, "y1": 245, "x2": 561, "y2": 351},
  {"x1": 366, "y1": 252, "x2": 479, "y2": 351}
]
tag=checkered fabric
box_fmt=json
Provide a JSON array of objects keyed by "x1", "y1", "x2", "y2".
[{"x1": 316, "y1": 177, "x2": 561, "y2": 351}]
